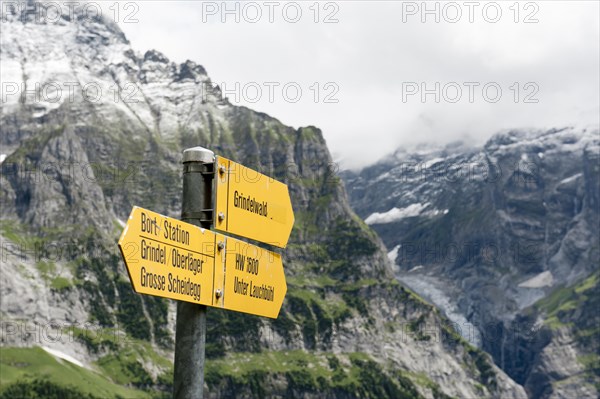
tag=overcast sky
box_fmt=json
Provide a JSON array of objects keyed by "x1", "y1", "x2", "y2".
[{"x1": 116, "y1": 1, "x2": 599, "y2": 169}]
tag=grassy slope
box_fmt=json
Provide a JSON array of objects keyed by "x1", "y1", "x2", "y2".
[
  {"x1": 0, "y1": 347, "x2": 455, "y2": 399},
  {"x1": 0, "y1": 347, "x2": 150, "y2": 398}
]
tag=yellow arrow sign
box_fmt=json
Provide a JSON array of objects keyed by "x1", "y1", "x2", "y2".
[
  {"x1": 214, "y1": 156, "x2": 295, "y2": 248},
  {"x1": 118, "y1": 206, "x2": 218, "y2": 305},
  {"x1": 215, "y1": 234, "x2": 287, "y2": 319},
  {"x1": 118, "y1": 206, "x2": 286, "y2": 318}
]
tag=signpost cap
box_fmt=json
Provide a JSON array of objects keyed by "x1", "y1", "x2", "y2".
[{"x1": 183, "y1": 146, "x2": 215, "y2": 163}]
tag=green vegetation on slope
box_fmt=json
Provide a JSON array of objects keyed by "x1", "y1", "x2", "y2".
[
  {"x1": 535, "y1": 271, "x2": 600, "y2": 385},
  {"x1": 0, "y1": 347, "x2": 150, "y2": 398},
  {"x1": 205, "y1": 350, "x2": 426, "y2": 398},
  {"x1": 0, "y1": 379, "x2": 100, "y2": 399},
  {"x1": 1, "y1": 347, "x2": 459, "y2": 399}
]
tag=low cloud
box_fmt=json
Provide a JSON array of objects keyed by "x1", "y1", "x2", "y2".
[{"x1": 118, "y1": 1, "x2": 600, "y2": 169}]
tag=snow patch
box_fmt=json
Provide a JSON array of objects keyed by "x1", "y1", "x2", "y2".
[
  {"x1": 559, "y1": 173, "x2": 582, "y2": 185},
  {"x1": 408, "y1": 265, "x2": 423, "y2": 272},
  {"x1": 424, "y1": 208, "x2": 449, "y2": 217},
  {"x1": 365, "y1": 203, "x2": 430, "y2": 225},
  {"x1": 0, "y1": 154, "x2": 5, "y2": 164},
  {"x1": 42, "y1": 346, "x2": 85, "y2": 368},
  {"x1": 387, "y1": 245, "x2": 400, "y2": 264},
  {"x1": 518, "y1": 271, "x2": 554, "y2": 288},
  {"x1": 374, "y1": 171, "x2": 391, "y2": 182},
  {"x1": 423, "y1": 157, "x2": 444, "y2": 169}
]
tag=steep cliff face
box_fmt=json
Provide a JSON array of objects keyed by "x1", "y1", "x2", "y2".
[
  {"x1": 342, "y1": 128, "x2": 600, "y2": 398},
  {"x1": 0, "y1": 2, "x2": 528, "y2": 398}
]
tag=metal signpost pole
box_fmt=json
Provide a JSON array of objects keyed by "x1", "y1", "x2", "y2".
[{"x1": 173, "y1": 147, "x2": 215, "y2": 399}]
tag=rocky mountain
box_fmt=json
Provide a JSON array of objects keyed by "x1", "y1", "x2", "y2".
[
  {"x1": 0, "y1": 1, "x2": 526, "y2": 398},
  {"x1": 342, "y1": 128, "x2": 600, "y2": 398}
]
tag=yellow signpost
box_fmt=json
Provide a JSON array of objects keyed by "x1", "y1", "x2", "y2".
[
  {"x1": 217, "y1": 235, "x2": 287, "y2": 319},
  {"x1": 214, "y1": 156, "x2": 295, "y2": 248},
  {"x1": 118, "y1": 147, "x2": 295, "y2": 398},
  {"x1": 118, "y1": 206, "x2": 220, "y2": 306},
  {"x1": 118, "y1": 206, "x2": 287, "y2": 318}
]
